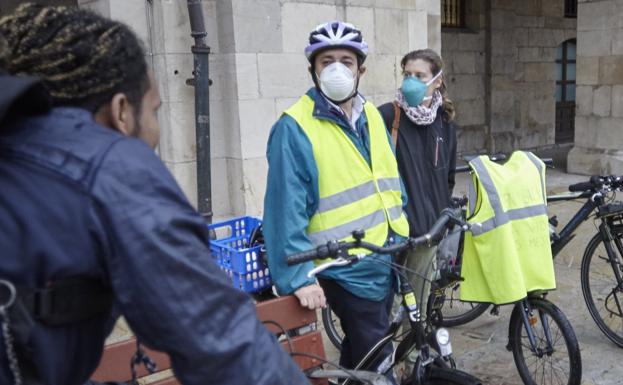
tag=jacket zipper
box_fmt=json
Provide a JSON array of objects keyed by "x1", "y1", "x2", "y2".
[{"x1": 434, "y1": 136, "x2": 443, "y2": 167}]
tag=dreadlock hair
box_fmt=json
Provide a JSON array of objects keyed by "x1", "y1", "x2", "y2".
[
  {"x1": 400, "y1": 49, "x2": 455, "y2": 122},
  {"x1": 0, "y1": 3, "x2": 149, "y2": 114}
]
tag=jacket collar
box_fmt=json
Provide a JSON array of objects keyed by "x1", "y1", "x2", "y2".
[{"x1": 306, "y1": 87, "x2": 367, "y2": 130}]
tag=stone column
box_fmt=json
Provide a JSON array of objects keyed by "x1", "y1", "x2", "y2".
[{"x1": 568, "y1": 0, "x2": 623, "y2": 174}]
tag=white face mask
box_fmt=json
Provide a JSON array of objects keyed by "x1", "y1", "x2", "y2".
[{"x1": 317, "y1": 62, "x2": 357, "y2": 103}]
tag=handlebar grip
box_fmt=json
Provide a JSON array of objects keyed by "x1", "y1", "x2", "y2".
[
  {"x1": 286, "y1": 248, "x2": 320, "y2": 266},
  {"x1": 568, "y1": 181, "x2": 594, "y2": 192}
]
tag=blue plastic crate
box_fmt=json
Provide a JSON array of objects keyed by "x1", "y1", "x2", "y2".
[{"x1": 208, "y1": 216, "x2": 271, "y2": 293}]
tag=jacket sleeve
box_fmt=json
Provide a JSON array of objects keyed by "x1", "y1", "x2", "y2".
[
  {"x1": 91, "y1": 138, "x2": 309, "y2": 385},
  {"x1": 263, "y1": 115, "x2": 317, "y2": 294}
]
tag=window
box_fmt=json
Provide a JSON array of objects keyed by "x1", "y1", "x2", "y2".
[
  {"x1": 565, "y1": 0, "x2": 577, "y2": 18},
  {"x1": 555, "y1": 39, "x2": 576, "y2": 103},
  {"x1": 441, "y1": 0, "x2": 466, "y2": 29}
]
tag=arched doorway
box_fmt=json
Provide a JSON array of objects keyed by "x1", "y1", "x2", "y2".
[{"x1": 555, "y1": 39, "x2": 576, "y2": 144}]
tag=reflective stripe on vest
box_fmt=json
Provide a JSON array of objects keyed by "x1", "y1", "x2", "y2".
[
  {"x1": 284, "y1": 95, "x2": 409, "y2": 251},
  {"x1": 469, "y1": 155, "x2": 548, "y2": 236}
]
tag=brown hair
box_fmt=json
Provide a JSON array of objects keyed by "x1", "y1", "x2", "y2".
[{"x1": 400, "y1": 49, "x2": 455, "y2": 121}]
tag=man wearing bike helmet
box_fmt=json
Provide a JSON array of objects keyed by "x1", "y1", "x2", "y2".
[{"x1": 264, "y1": 21, "x2": 409, "y2": 374}]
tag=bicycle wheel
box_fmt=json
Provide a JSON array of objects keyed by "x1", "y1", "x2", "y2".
[
  {"x1": 400, "y1": 366, "x2": 482, "y2": 385},
  {"x1": 322, "y1": 305, "x2": 344, "y2": 350},
  {"x1": 437, "y1": 283, "x2": 490, "y2": 327},
  {"x1": 580, "y1": 229, "x2": 623, "y2": 347},
  {"x1": 510, "y1": 298, "x2": 581, "y2": 385}
]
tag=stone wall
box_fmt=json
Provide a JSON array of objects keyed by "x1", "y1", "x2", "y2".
[
  {"x1": 568, "y1": 0, "x2": 623, "y2": 174},
  {"x1": 441, "y1": 0, "x2": 487, "y2": 154},
  {"x1": 442, "y1": 0, "x2": 576, "y2": 155},
  {"x1": 79, "y1": 0, "x2": 442, "y2": 218}
]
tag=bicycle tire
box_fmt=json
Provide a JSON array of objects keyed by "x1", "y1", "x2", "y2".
[
  {"x1": 437, "y1": 282, "x2": 490, "y2": 327},
  {"x1": 401, "y1": 366, "x2": 483, "y2": 385},
  {"x1": 509, "y1": 298, "x2": 581, "y2": 385},
  {"x1": 322, "y1": 305, "x2": 344, "y2": 351},
  {"x1": 580, "y1": 228, "x2": 623, "y2": 348}
]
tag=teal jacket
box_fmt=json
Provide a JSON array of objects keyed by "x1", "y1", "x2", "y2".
[{"x1": 263, "y1": 88, "x2": 407, "y2": 301}]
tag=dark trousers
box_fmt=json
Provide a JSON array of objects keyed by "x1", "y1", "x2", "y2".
[{"x1": 318, "y1": 278, "x2": 394, "y2": 370}]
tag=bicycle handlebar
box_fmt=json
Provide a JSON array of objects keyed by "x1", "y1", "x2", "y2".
[
  {"x1": 568, "y1": 175, "x2": 623, "y2": 193},
  {"x1": 286, "y1": 209, "x2": 459, "y2": 266}
]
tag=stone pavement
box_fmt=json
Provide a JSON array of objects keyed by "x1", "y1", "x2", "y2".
[{"x1": 321, "y1": 169, "x2": 623, "y2": 384}]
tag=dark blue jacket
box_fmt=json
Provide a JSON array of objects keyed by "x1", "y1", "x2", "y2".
[{"x1": 0, "y1": 101, "x2": 309, "y2": 385}]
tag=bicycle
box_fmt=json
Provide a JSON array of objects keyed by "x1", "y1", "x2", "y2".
[{"x1": 287, "y1": 209, "x2": 482, "y2": 385}]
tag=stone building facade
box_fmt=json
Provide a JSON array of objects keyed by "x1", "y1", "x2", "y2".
[
  {"x1": 567, "y1": 0, "x2": 623, "y2": 174},
  {"x1": 77, "y1": 0, "x2": 443, "y2": 219},
  {"x1": 441, "y1": 0, "x2": 577, "y2": 155}
]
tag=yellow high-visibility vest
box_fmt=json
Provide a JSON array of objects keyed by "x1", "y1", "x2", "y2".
[
  {"x1": 460, "y1": 151, "x2": 555, "y2": 304},
  {"x1": 285, "y1": 95, "x2": 409, "y2": 258}
]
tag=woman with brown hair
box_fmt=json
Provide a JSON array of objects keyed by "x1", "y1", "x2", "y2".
[{"x1": 378, "y1": 48, "x2": 458, "y2": 376}]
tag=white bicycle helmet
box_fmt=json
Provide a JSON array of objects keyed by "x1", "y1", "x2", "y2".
[{"x1": 305, "y1": 21, "x2": 368, "y2": 63}]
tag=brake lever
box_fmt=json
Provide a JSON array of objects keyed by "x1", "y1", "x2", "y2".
[{"x1": 307, "y1": 257, "x2": 353, "y2": 278}]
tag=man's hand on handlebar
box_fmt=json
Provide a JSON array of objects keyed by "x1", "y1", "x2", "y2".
[{"x1": 294, "y1": 283, "x2": 327, "y2": 310}]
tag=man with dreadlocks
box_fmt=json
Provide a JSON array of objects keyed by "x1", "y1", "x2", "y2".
[{"x1": 0, "y1": 4, "x2": 308, "y2": 385}]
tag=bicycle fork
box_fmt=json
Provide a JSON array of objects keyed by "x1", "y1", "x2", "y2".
[{"x1": 508, "y1": 299, "x2": 554, "y2": 357}]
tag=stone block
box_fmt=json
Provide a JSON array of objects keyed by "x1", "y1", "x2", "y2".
[
  {"x1": 514, "y1": 0, "x2": 540, "y2": 16},
  {"x1": 492, "y1": 31, "x2": 516, "y2": 56},
  {"x1": 359, "y1": 54, "x2": 398, "y2": 96},
  {"x1": 572, "y1": 115, "x2": 595, "y2": 148},
  {"x1": 281, "y1": 2, "x2": 337, "y2": 54},
  {"x1": 567, "y1": 146, "x2": 604, "y2": 176},
  {"x1": 453, "y1": 51, "x2": 477, "y2": 74},
  {"x1": 456, "y1": 124, "x2": 487, "y2": 153},
  {"x1": 104, "y1": 0, "x2": 149, "y2": 46},
  {"x1": 599, "y1": 55, "x2": 623, "y2": 85},
  {"x1": 238, "y1": 98, "x2": 277, "y2": 159},
  {"x1": 454, "y1": 99, "x2": 485, "y2": 126},
  {"x1": 346, "y1": 7, "x2": 375, "y2": 53},
  {"x1": 232, "y1": 0, "x2": 282, "y2": 53},
  {"x1": 543, "y1": 16, "x2": 574, "y2": 30},
  {"x1": 210, "y1": 98, "x2": 242, "y2": 159},
  {"x1": 540, "y1": 47, "x2": 557, "y2": 62},
  {"x1": 345, "y1": 0, "x2": 420, "y2": 9},
  {"x1": 526, "y1": 96, "x2": 556, "y2": 128},
  {"x1": 441, "y1": 32, "x2": 459, "y2": 51},
  {"x1": 612, "y1": 29, "x2": 623, "y2": 55},
  {"x1": 458, "y1": 31, "x2": 486, "y2": 51},
  {"x1": 576, "y1": 56, "x2": 599, "y2": 85},
  {"x1": 577, "y1": 30, "x2": 612, "y2": 57},
  {"x1": 515, "y1": 15, "x2": 544, "y2": 28},
  {"x1": 491, "y1": 0, "x2": 514, "y2": 10},
  {"x1": 449, "y1": 74, "x2": 485, "y2": 100},
  {"x1": 517, "y1": 47, "x2": 541, "y2": 63},
  {"x1": 490, "y1": 9, "x2": 515, "y2": 30},
  {"x1": 216, "y1": 0, "x2": 235, "y2": 54},
  {"x1": 577, "y1": 0, "x2": 617, "y2": 31},
  {"x1": 595, "y1": 117, "x2": 623, "y2": 150},
  {"x1": 523, "y1": 62, "x2": 555, "y2": 82},
  {"x1": 593, "y1": 85, "x2": 612, "y2": 117},
  {"x1": 210, "y1": 157, "x2": 233, "y2": 217},
  {"x1": 158, "y1": 101, "x2": 197, "y2": 163},
  {"x1": 541, "y1": 0, "x2": 564, "y2": 17},
  {"x1": 491, "y1": 90, "x2": 514, "y2": 115},
  {"x1": 164, "y1": 161, "x2": 198, "y2": 208},
  {"x1": 575, "y1": 85, "x2": 594, "y2": 117},
  {"x1": 528, "y1": 28, "x2": 557, "y2": 47},
  {"x1": 492, "y1": 57, "x2": 516, "y2": 75},
  {"x1": 375, "y1": 8, "x2": 409, "y2": 55},
  {"x1": 257, "y1": 53, "x2": 312, "y2": 98},
  {"x1": 275, "y1": 97, "x2": 300, "y2": 116},
  {"x1": 242, "y1": 157, "x2": 269, "y2": 217},
  {"x1": 200, "y1": 0, "x2": 221, "y2": 53},
  {"x1": 226, "y1": 157, "x2": 246, "y2": 216},
  {"x1": 428, "y1": 15, "x2": 442, "y2": 53},
  {"x1": 475, "y1": 51, "x2": 486, "y2": 72},
  {"x1": 490, "y1": 130, "x2": 517, "y2": 152},
  {"x1": 514, "y1": 28, "x2": 530, "y2": 47},
  {"x1": 207, "y1": 53, "x2": 238, "y2": 102},
  {"x1": 235, "y1": 54, "x2": 259, "y2": 100},
  {"x1": 280, "y1": 0, "x2": 337, "y2": 4},
  {"x1": 408, "y1": 10, "x2": 428, "y2": 51},
  {"x1": 612, "y1": 85, "x2": 623, "y2": 117},
  {"x1": 491, "y1": 75, "x2": 515, "y2": 90},
  {"x1": 152, "y1": 53, "x2": 195, "y2": 104},
  {"x1": 151, "y1": 0, "x2": 193, "y2": 55}
]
